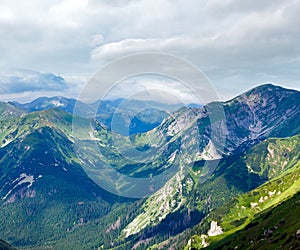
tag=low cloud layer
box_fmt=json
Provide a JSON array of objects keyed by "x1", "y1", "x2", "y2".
[
  {"x1": 0, "y1": 67, "x2": 73, "y2": 102},
  {"x1": 0, "y1": 68, "x2": 68, "y2": 94}
]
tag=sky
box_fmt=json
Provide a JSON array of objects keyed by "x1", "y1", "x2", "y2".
[{"x1": 0, "y1": 0, "x2": 300, "y2": 103}]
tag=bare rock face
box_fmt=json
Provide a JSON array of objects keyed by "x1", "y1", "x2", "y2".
[
  {"x1": 156, "y1": 84, "x2": 300, "y2": 158},
  {"x1": 207, "y1": 221, "x2": 223, "y2": 236},
  {"x1": 223, "y1": 84, "x2": 300, "y2": 153}
]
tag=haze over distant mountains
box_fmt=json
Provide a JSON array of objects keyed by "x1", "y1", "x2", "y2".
[{"x1": 10, "y1": 96, "x2": 192, "y2": 135}]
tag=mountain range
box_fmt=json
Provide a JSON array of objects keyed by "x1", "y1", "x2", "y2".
[
  {"x1": 11, "y1": 96, "x2": 184, "y2": 135},
  {"x1": 0, "y1": 84, "x2": 299, "y2": 249}
]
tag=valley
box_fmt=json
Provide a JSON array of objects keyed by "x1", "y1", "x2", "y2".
[{"x1": 0, "y1": 84, "x2": 299, "y2": 249}]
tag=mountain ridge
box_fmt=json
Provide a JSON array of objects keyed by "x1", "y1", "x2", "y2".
[{"x1": 0, "y1": 83, "x2": 299, "y2": 249}]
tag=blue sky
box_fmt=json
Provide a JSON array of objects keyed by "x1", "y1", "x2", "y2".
[{"x1": 0, "y1": 0, "x2": 300, "y2": 102}]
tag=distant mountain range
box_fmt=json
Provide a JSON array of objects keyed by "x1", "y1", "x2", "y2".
[
  {"x1": 11, "y1": 96, "x2": 187, "y2": 135},
  {"x1": 0, "y1": 84, "x2": 299, "y2": 249}
]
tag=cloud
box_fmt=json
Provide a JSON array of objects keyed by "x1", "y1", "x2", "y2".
[
  {"x1": 89, "y1": 34, "x2": 105, "y2": 47},
  {"x1": 0, "y1": 0, "x2": 300, "y2": 101},
  {"x1": 103, "y1": 75, "x2": 201, "y2": 104},
  {"x1": 0, "y1": 6, "x2": 14, "y2": 22},
  {"x1": 90, "y1": 0, "x2": 300, "y2": 98},
  {"x1": 0, "y1": 67, "x2": 68, "y2": 94},
  {"x1": 90, "y1": 0, "x2": 300, "y2": 65},
  {"x1": 90, "y1": 38, "x2": 188, "y2": 61}
]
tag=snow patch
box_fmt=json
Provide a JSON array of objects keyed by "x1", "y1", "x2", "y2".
[
  {"x1": 167, "y1": 150, "x2": 177, "y2": 163},
  {"x1": 2, "y1": 173, "x2": 35, "y2": 200},
  {"x1": 51, "y1": 100, "x2": 65, "y2": 107},
  {"x1": 246, "y1": 164, "x2": 255, "y2": 173}
]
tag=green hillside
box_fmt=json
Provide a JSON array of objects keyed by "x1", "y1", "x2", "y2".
[
  {"x1": 205, "y1": 191, "x2": 300, "y2": 250},
  {"x1": 0, "y1": 84, "x2": 299, "y2": 249},
  {"x1": 185, "y1": 135, "x2": 300, "y2": 249}
]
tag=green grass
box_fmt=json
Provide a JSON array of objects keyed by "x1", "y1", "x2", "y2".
[
  {"x1": 207, "y1": 192, "x2": 300, "y2": 250},
  {"x1": 186, "y1": 135, "x2": 300, "y2": 249}
]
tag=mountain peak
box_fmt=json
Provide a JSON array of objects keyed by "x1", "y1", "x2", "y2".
[
  {"x1": 225, "y1": 84, "x2": 299, "y2": 106},
  {"x1": 243, "y1": 83, "x2": 297, "y2": 96}
]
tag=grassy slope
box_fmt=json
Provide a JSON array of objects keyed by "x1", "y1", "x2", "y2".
[
  {"x1": 121, "y1": 135, "x2": 300, "y2": 248},
  {"x1": 187, "y1": 158, "x2": 300, "y2": 249},
  {"x1": 0, "y1": 85, "x2": 299, "y2": 249},
  {"x1": 206, "y1": 191, "x2": 300, "y2": 250},
  {"x1": 0, "y1": 110, "x2": 131, "y2": 249}
]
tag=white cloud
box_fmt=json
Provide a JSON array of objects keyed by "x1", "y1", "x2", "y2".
[
  {"x1": 0, "y1": 7, "x2": 14, "y2": 22},
  {"x1": 103, "y1": 75, "x2": 201, "y2": 104},
  {"x1": 0, "y1": 0, "x2": 300, "y2": 101},
  {"x1": 91, "y1": 38, "x2": 191, "y2": 61},
  {"x1": 48, "y1": 0, "x2": 89, "y2": 27},
  {"x1": 0, "y1": 67, "x2": 69, "y2": 99}
]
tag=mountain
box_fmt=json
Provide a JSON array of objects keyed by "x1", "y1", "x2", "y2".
[
  {"x1": 205, "y1": 192, "x2": 300, "y2": 250},
  {"x1": 0, "y1": 102, "x2": 24, "y2": 121},
  {"x1": 11, "y1": 96, "x2": 94, "y2": 118},
  {"x1": 118, "y1": 84, "x2": 299, "y2": 180},
  {"x1": 107, "y1": 84, "x2": 300, "y2": 248},
  {"x1": 224, "y1": 84, "x2": 300, "y2": 144},
  {"x1": 184, "y1": 134, "x2": 300, "y2": 249},
  {"x1": 91, "y1": 84, "x2": 299, "y2": 248},
  {"x1": 0, "y1": 107, "x2": 136, "y2": 248},
  {"x1": 0, "y1": 84, "x2": 299, "y2": 249},
  {"x1": 119, "y1": 133, "x2": 300, "y2": 248},
  {"x1": 186, "y1": 191, "x2": 300, "y2": 250},
  {"x1": 13, "y1": 97, "x2": 184, "y2": 135},
  {"x1": 123, "y1": 134, "x2": 300, "y2": 249},
  {"x1": 0, "y1": 118, "x2": 116, "y2": 248},
  {"x1": 94, "y1": 98, "x2": 184, "y2": 135}
]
